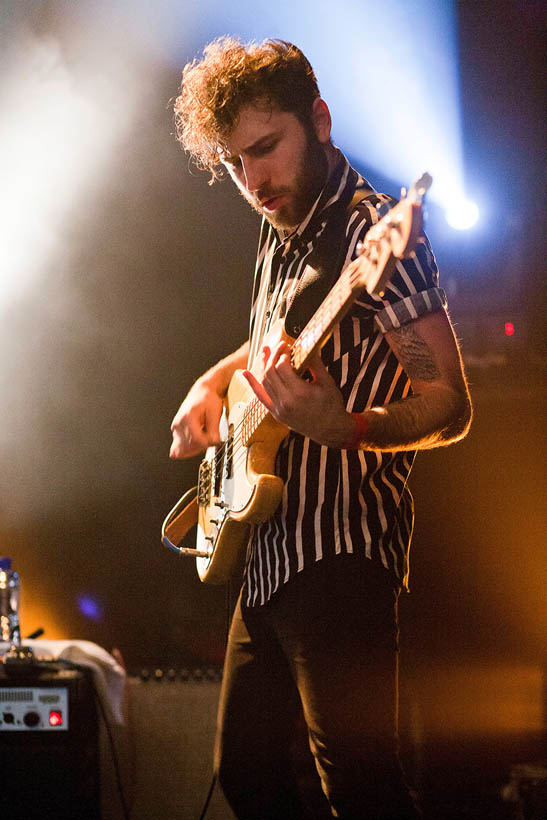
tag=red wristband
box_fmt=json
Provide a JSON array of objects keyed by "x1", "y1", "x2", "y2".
[{"x1": 344, "y1": 412, "x2": 369, "y2": 449}]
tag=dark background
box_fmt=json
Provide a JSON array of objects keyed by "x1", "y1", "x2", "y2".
[{"x1": 1, "y1": 2, "x2": 545, "y2": 785}]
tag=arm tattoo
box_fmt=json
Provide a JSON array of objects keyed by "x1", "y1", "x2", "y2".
[{"x1": 388, "y1": 322, "x2": 441, "y2": 382}]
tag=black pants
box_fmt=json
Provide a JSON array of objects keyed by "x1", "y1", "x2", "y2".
[{"x1": 215, "y1": 555, "x2": 421, "y2": 819}]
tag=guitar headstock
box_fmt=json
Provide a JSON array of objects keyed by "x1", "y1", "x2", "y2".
[{"x1": 352, "y1": 173, "x2": 432, "y2": 296}]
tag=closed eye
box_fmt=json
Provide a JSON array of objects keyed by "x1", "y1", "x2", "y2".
[
  {"x1": 222, "y1": 130, "x2": 281, "y2": 169},
  {"x1": 248, "y1": 139, "x2": 277, "y2": 158}
]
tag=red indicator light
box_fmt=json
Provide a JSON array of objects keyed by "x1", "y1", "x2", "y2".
[
  {"x1": 49, "y1": 710, "x2": 63, "y2": 726},
  {"x1": 505, "y1": 322, "x2": 515, "y2": 336}
]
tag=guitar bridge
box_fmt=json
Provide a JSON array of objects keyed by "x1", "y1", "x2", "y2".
[{"x1": 197, "y1": 459, "x2": 212, "y2": 507}]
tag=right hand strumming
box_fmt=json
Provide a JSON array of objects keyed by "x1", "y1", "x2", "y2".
[{"x1": 169, "y1": 378, "x2": 223, "y2": 459}]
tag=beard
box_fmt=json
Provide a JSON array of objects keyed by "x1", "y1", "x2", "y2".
[{"x1": 242, "y1": 133, "x2": 329, "y2": 232}]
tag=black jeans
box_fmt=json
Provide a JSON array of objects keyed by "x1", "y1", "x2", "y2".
[{"x1": 215, "y1": 554, "x2": 421, "y2": 819}]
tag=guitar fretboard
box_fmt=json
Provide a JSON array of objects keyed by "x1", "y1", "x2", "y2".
[{"x1": 291, "y1": 266, "x2": 354, "y2": 371}]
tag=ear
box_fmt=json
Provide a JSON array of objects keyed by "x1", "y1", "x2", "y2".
[{"x1": 311, "y1": 98, "x2": 332, "y2": 144}]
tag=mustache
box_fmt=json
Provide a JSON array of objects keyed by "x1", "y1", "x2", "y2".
[{"x1": 255, "y1": 187, "x2": 291, "y2": 205}]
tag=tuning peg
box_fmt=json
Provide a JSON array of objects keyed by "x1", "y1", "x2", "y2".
[
  {"x1": 418, "y1": 172, "x2": 432, "y2": 193},
  {"x1": 400, "y1": 186, "x2": 407, "y2": 199}
]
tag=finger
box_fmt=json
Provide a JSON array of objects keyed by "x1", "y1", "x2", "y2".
[
  {"x1": 170, "y1": 410, "x2": 216, "y2": 459},
  {"x1": 194, "y1": 403, "x2": 223, "y2": 443},
  {"x1": 169, "y1": 426, "x2": 205, "y2": 459},
  {"x1": 308, "y1": 356, "x2": 330, "y2": 384},
  {"x1": 242, "y1": 369, "x2": 275, "y2": 413},
  {"x1": 180, "y1": 412, "x2": 207, "y2": 446},
  {"x1": 269, "y1": 340, "x2": 291, "y2": 367},
  {"x1": 170, "y1": 434, "x2": 199, "y2": 459},
  {"x1": 264, "y1": 342, "x2": 294, "y2": 388},
  {"x1": 203, "y1": 404, "x2": 222, "y2": 444}
]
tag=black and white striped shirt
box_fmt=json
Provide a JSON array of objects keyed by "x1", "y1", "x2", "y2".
[{"x1": 244, "y1": 151, "x2": 445, "y2": 607}]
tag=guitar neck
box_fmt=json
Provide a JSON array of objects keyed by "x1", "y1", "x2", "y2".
[{"x1": 290, "y1": 255, "x2": 375, "y2": 373}]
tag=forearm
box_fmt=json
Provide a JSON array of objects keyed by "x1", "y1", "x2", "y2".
[
  {"x1": 354, "y1": 384, "x2": 472, "y2": 451},
  {"x1": 351, "y1": 309, "x2": 473, "y2": 451},
  {"x1": 199, "y1": 341, "x2": 249, "y2": 396}
]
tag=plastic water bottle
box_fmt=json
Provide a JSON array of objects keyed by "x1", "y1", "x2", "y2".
[{"x1": 0, "y1": 557, "x2": 21, "y2": 646}]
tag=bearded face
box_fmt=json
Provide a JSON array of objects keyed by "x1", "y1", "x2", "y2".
[{"x1": 221, "y1": 104, "x2": 330, "y2": 232}]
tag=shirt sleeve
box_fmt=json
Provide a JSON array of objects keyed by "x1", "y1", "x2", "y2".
[
  {"x1": 374, "y1": 284, "x2": 447, "y2": 333},
  {"x1": 347, "y1": 198, "x2": 447, "y2": 334}
]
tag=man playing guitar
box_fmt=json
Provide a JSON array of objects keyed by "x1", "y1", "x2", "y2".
[{"x1": 169, "y1": 37, "x2": 472, "y2": 819}]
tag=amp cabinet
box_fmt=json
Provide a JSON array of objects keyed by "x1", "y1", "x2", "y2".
[{"x1": 0, "y1": 662, "x2": 100, "y2": 820}]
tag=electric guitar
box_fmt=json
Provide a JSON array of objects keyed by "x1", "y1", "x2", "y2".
[{"x1": 162, "y1": 174, "x2": 432, "y2": 583}]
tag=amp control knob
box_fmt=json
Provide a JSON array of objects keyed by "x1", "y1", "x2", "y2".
[{"x1": 23, "y1": 711, "x2": 40, "y2": 727}]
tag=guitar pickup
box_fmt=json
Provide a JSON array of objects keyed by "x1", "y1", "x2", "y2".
[
  {"x1": 213, "y1": 444, "x2": 225, "y2": 497},
  {"x1": 225, "y1": 424, "x2": 234, "y2": 478}
]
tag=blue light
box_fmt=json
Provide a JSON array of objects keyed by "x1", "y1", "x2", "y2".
[{"x1": 77, "y1": 595, "x2": 103, "y2": 621}]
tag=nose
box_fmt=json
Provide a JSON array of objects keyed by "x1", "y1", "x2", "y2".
[{"x1": 240, "y1": 156, "x2": 267, "y2": 194}]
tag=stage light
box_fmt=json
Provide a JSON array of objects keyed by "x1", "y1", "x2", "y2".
[
  {"x1": 445, "y1": 199, "x2": 480, "y2": 230},
  {"x1": 505, "y1": 322, "x2": 515, "y2": 336}
]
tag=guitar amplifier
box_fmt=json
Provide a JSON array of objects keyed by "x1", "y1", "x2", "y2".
[{"x1": 0, "y1": 661, "x2": 100, "y2": 820}]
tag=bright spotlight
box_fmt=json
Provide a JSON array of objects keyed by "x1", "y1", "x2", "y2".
[{"x1": 445, "y1": 199, "x2": 479, "y2": 230}]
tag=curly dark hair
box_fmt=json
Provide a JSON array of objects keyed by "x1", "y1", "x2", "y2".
[{"x1": 174, "y1": 37, "x2": 321, "y2": 180}]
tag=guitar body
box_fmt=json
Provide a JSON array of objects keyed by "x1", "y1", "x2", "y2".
[{"x1": 194, "y1": 367, "x2": 288, "y2": 582}]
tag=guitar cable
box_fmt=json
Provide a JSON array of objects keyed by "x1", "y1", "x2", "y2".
[
  {"x1": 161, "y1": 485, "x2": 199, "y2": 555},
  {"x1": 162, "y1": 468, "x2": 239, "y2": 816},
  {"x1": 198, "y1": 771, "x2": 218, "y2": 820}
]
